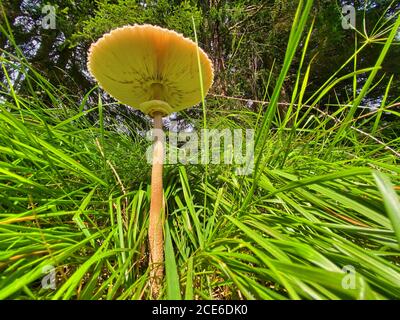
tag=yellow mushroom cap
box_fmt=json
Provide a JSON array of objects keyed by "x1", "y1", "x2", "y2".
[{"x1": 87, "y1": 24, "x2": 214, "y2": 116}]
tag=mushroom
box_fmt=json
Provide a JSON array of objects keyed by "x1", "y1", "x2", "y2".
[{"x1": 87, "y1": 24, "x2": 214, "y2": 297}]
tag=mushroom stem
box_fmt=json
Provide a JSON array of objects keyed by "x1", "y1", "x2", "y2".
[{"x1": 149, "y1": 112, "x2": 164, "y2": 298}]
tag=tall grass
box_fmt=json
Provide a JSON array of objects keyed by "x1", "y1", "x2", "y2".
[{"x1": 0, "y1": 1, "x2": 400, "y2": 299}]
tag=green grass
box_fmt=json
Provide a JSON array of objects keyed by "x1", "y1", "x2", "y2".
[{"x1": 0, "y1": 1, "x2": 400, "y2": 300}]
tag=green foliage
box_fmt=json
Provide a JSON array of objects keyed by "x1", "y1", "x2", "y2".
[
  {"x1": 0, "y1": 0, "x2": 400, "y2": 300},
  {"x1": 3, "y1": 1, "x2": 400, "y2": 108},
  {"x1": 74, "y1": 0, "x2": 203, "y2": 43}
]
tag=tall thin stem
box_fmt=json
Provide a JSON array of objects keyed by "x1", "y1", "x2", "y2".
[{"x1": 149, "y1": 112, "x2": 164, "y2": 298}]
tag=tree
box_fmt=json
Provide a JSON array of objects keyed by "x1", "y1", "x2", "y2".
[{"x1": 2, "y1": 0, "x2": 399, "y2": 112}]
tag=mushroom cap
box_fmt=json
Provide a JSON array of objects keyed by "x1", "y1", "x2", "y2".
[{"x1": 87, "y1": 24, "x2": 214, "y2": 116}]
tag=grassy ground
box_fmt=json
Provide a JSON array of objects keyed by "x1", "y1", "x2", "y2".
[{"x1": 0, "y1": 3, "x2": 400, "y2": 299}]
